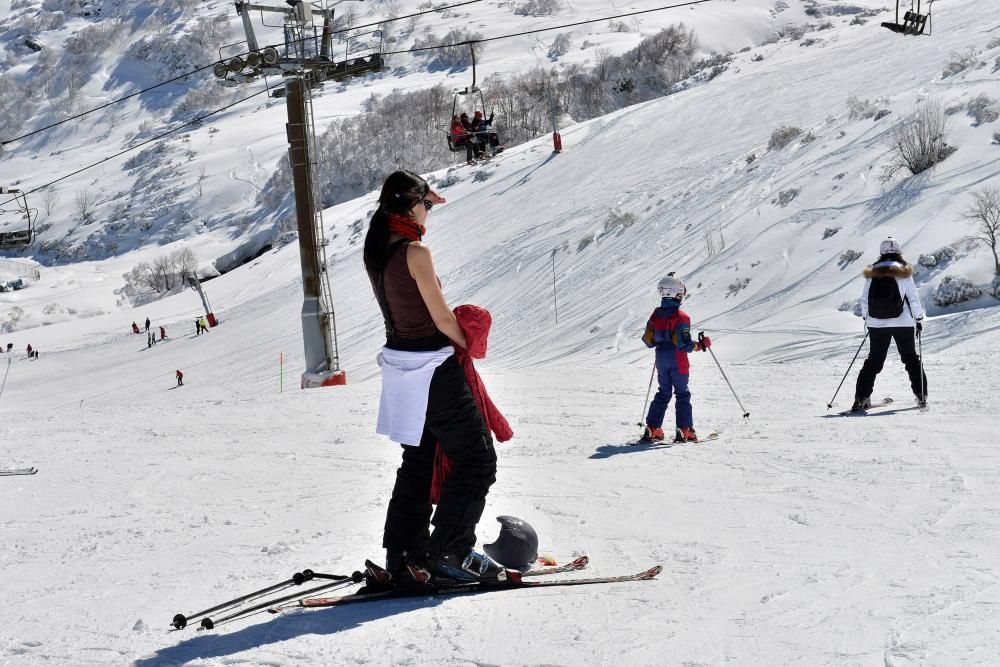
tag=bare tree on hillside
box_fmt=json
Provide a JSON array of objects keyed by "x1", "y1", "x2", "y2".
[
  {"x1": 881, "y1": 100, "x2": 955, "y2": 183},
  {"x1": 74, "y1": 190, "x2": 95, "y2": 224},
  {"x1": 965, "y1": 187, "x2": 1000, "y2": 277}
]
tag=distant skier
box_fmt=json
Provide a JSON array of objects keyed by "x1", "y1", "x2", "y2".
[
  {"x1": 26, "y1": 343, "x2": 32, "y2": 357},
  {"x1": 144, "y1": 317, "x2": 150, "y2": 332},
  {"x1": 194, "y1": 318, "x2": 201, "y2": 336},
  {"x1": 160, "y1": 326, "x2": 166, "y2": 341},
  {"x1": 852, "y1": 237, "x2": 927, "y2": 411},
  {"x1": 5, "y1": 343, "x2": 11, "y2": 352},
  {"x1": 132, "y1": 321, "x2": 140, "y2": 334},
  {"x1": 147, "y1": 332, "x2": 152, "y2": 348},
  {"x1": 639, "y1": 274, "x2": 711, "y2": 443},
  {"x1": 199, "y1": 317, "x2": 210, "y2": 333},
  {"x1": 32, "y1": 349, "x2": 39, "y2": 359},
  {"x1": 176, "y1": 369, "x2": 184, "y2": 387}
]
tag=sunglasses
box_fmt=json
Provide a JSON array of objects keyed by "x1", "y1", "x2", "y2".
[{"x1": 421, "y1": 199, "x2": 434, "y2": 211}]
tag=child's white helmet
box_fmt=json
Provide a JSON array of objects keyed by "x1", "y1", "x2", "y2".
[{"x1": 657, "y1": 274, "x2": 686, "y2": 301}]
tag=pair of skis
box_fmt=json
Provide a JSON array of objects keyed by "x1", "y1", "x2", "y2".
[
  {"x1": 172, "y1": 556, "x2": 661, "y2": 631},
  {"x1": 630, "y1": 431, "x2": 719, "y2": 447},
  {"x1": 835, "y1": 396, "x2": 927, "y2": 416},
  {"x1": 0, "y1": 466, "x2": 37, "y2": 476}
]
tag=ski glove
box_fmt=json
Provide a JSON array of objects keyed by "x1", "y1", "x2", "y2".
[
  {"x1": 915, "y1": 320, "x2": 923, "y2": 333},
  {"x1": 695, "y1": 335, "x2": 711, "y2": 352}
]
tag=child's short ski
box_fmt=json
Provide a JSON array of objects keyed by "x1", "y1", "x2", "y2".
[
  {"x1": 837, "y1": 397, "x2": 893, "y2": 416},
  {"x1": 274, "y1": 565, "x2": 662, "y2": 613},
  {"x1": 629, "y1": 431, "x2": 718, "y2": 447},
  {"x1": 0, "y1": 467, "x2": 37, "y2": 476}
]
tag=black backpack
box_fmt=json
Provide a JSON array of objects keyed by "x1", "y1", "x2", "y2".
[{"x1": 868, "y1": 275, "x2": 905, "y2": 319}]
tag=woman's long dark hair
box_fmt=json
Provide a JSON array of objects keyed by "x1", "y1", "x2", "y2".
[{"x1": 363, "y1": 170, "x2": 429, "y2": 276}]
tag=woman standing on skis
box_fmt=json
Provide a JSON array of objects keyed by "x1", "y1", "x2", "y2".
[
  {"x1": 852, "y1": 237, "x2": 927, "y2": 411},
  {"x1": 364, "y1": 170, "x2": 502, "y2": 584}
]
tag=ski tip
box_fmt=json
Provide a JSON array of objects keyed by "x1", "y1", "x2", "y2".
[
  {"x1": 572, "y1": 555, "x2": 590, "y2": 568},
  {"x1": 642, "y1": 565, "x2": 663, "y2": 579}
]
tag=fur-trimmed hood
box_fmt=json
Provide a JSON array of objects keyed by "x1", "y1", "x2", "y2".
[{"x1": 863, "y1": 261, "x2": 913, "y2": 279}]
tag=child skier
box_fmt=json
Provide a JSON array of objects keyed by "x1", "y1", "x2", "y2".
[{"x1": 640, "y1": 274, "x2": 711, "y2": 443}]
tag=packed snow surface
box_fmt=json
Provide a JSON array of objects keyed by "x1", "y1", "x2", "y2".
[{"x1": 3, "y1": 0, "x2": 1000, "y2": 664}]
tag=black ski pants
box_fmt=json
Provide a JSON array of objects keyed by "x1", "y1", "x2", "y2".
[
  {"x1": 383, "y1": 355, "x2": 497, "y2": 561},
  {"x1": 854, "y1": 326, "x2": 927, "y2": 400}
]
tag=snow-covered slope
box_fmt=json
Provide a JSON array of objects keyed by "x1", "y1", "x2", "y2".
[{"x1": 2, "y1": 0, "x2": 1000, "y2": 664}]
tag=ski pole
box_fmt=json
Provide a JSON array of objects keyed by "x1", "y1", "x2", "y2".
[
  {"x1": 918, "y1": 325, "x2": 926, "y2": 408},
  {"x1": 637, "y1": 359, "x2": 656, "y2": 426},
  {"x1": 171, "y1": 568, "x2": 360, "y2": 630},
  {"x1": 826, "y1": 329, "x2": 868, "y2": 410},
  {"x1": 698, "y1": 332, "x2": 750, "y2": 418}
]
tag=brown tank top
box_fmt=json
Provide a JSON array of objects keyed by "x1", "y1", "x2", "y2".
[{"x1": 371, "y1": 240, "x2": 450, "y2": 351}]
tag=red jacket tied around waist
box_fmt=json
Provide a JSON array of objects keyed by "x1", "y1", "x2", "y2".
[{"x1": 431, "y1": 304, "x2": 512, "y2": 504}]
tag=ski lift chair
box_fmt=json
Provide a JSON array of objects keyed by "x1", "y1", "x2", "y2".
[
  {"x1": 446, "y1": 85, "x2": 488, "y2": 155},
  {"x1": 0, "y1": 187, "x2": 35, "y2": 250},
  {"x1": 881, "y1": 0, "x2": 933, "y2": 35}
]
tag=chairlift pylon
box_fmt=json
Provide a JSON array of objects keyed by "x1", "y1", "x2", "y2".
[
  {"x1": 0, "y1": 187, "x2": 36, "y2": 250},
  {"x1": 881, "y1": 0, "x2": 934, "y2": 36}
]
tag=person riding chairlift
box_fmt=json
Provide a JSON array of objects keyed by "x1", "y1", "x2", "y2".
[
  {"x1": 471, "y1": 111, "x2": 501, "y2": 154},
  {"x1": 451, "y1": 113, "x2": 483, "y2": 165}
]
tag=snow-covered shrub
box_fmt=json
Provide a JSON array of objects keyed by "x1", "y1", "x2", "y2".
[
  {"x1": 576, "y1": 233, "x2": 595, "y2": 252},
  {"x1": 992, "y1": 276, "x2": 1000, "y2": 298},
  {"x1": 472, "y1": 169, "x2": 492, "y2": 183},
  {"x1": 603, "y1": 209, "x2": 637, "y2": 234},
  {"x1": 768, "y1": 126, "x2": 803, "y2": 150},
  {"x1": 437, "y1": 170, "x2": 462, "y2": 189},
  {"x1": 727, "y1": 277, "x2": 751, "y2": 297},
  {"x1": 514, "y1": 0, "x2": 560, "y2": 16},
  {"x1": 847, "y1": 95, "x2": 890, "y2": 120},
  {"x1": 838, "y1": 249, "x2": 863, "y2": 268},
  {"x1": 917, "y1": 246, "x2": 957, "y2": 269},
  {"x1": 967, "y1": 94, "x2": 999, "y2": 126},
  {"x1": 942, "y1": 48, "x2": 982, "y2": 78},
  {"x1": 772, "y1": 188, "x2": 800, "y2": 207},
  {"x1": 608, "y1": 20, "x2": 632, "y2": 33},
  {"x1": 933, "y1": 276, "x2": 982, "y2": 306},
  {"x1": 823, "y1": 227, "x2": 840, "y2": 239},
  {"x1": 1, "y1": 306, "x2": 24, "y2": 333},
  {"x1": 882, "y1": 100, "x2": 955, "y2": 181},
  {"x1": 994, "y1": 133, "x2": 1000, "y2": 146},
  {"x1": 548, "y1": 33, "x2": 571, "y2": 59},
  {"x1": 874, "y1": 109, "x2": 892, "y2": 121},
  {"x1": 782, "y1": 23, "x2": 810, "y2": 41}
]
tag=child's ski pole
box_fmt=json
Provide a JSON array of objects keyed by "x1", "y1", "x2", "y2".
[
  {"x1": 637, "y1": 360, "x2": 656, "y2": 427},
  {"x1": 698, "y1": 332, "x2": 750, "y2": 419}
]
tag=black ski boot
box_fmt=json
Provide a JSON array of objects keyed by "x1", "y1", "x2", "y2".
[{"x1": 429, "y1": 550, "x2": 506, "y2": 583}]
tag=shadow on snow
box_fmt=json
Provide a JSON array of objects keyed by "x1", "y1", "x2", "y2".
[{"x1": 134, "y1": 596, "x2": 446, "y2": 666}]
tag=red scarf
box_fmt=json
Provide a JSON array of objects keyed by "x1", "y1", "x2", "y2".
[{"x1": 388, "y1": 212, "x2": 425, "y2": 241}]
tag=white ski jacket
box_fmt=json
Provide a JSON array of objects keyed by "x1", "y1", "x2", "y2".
[{"x1": 860, "y1": 260, "x2": 925, "y2": 328}]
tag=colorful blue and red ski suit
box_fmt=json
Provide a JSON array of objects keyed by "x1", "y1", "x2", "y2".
[{"x1": 642, "y1": 298, "x2": 696, "y2": 430}]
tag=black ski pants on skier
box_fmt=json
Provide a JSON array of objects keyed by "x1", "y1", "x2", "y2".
[
  {"x1": 854, "y1": 326, "x2": 927, "y2": 401},
  {"x1": 383, "y1": 355, "x2": 497, "y2": 562}
]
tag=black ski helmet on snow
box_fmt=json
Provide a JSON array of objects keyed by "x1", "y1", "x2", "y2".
[
  {"x1": 483, "y1": 516, "x2": 538, "y2": 570},
  {"x1": 657, "y1": 272, "x2": 686, "y2": 301}
]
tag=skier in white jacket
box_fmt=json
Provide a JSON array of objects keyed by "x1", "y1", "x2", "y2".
[{"x1": 852, "y1": 237, "x2": 927, "y2": 411}]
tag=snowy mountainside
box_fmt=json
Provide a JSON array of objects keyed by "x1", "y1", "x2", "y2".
[{"x1": 0, "y1": 0, "x2": 784, "y2": 267}]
